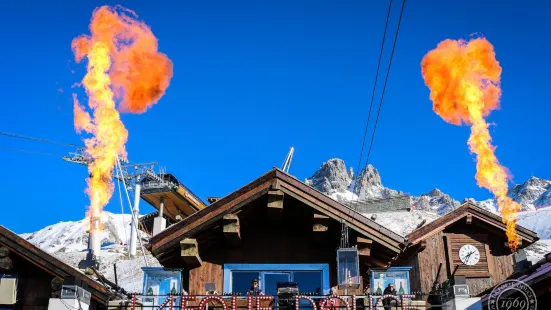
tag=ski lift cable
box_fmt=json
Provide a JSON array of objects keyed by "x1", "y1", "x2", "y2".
[
  {"x1": 116, "y1": 156, "x2": 149, "y2": 266},
  {"x1": 344, "y1": 0, "x2": 407, "y2": 249},
  {"x1": 115, "y1": 159, "x2": 130, "y2": 259}
]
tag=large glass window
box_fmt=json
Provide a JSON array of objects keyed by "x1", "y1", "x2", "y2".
[
  {"x1": 264, "y1": 272, "x2": 291, "y2": 295},
  {"x1": 231, "y1": 271, "x2": 260, "y2": 295},
  {"x1": 224, "y1": 264, "x2": 329, "y2": 295}
]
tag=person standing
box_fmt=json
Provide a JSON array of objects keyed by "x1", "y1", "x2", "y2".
[
  {"x1": 382, "y1": 283, "x2": 396, "y2": 310},
  {"x1": 247, "y1": 279, "x2": 264, "y2": 296}
]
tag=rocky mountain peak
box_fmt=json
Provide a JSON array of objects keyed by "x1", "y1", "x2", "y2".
[
  {"x1": 352, "y1": 164, "x2": 388, "y2": 199},
  {"x1": 509, "y1": 176, "x2": 551, "y2": 210},
  {"x1": 411, "y1": 188, "x2": 460, "y2": 215},
  {"x1": 305, "y1": 158, "x2": 353, "y2": 194},
  {"x1": 429, "y1": 188, "x2": 444, "y2": 197}
]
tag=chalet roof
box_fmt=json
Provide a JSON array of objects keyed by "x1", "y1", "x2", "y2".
[
  {"x1": 407, "y1": 202, "x2": 539, "y2": 246},
  {"x1": 0, "y1": 225, "x2": 108, "y2": 302},
  {"x1": 147, "y1": 168, "x2": 407, "y2": 258}
]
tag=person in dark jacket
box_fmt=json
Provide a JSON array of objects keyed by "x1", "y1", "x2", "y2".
[
  {"x1": 382, "y1": 283, "x2": 396, "y2": 310},
  {"x1": 247, "y1": 279, "x2": 264, "y2": 296}
]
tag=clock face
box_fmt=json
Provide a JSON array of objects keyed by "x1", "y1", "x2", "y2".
[{"x1": 459, "y1": 244, "x2": 480, "y2": 265}]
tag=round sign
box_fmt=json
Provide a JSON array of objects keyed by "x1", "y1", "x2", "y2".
[{"x1": 488, "y1": 279, "x2": 537, "y2": 310}]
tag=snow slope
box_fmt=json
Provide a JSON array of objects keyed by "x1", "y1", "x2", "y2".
[
  {"x1": 362, "y1": 210, "x2": 439, "y2": 237},
  {"x1": 20, "y1": 212, "x2": 149, "y2": 254},
  {"x1": 19, "y1": 211, "x2": 158, "y2": 292}
]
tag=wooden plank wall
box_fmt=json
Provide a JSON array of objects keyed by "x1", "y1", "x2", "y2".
[
  {"x1": 403, "y1": 255, "x2": 422, "y2": 293},
  {"x1": 188, "y1": 260, "x2": 223, "y2": 295},
  {"x1": 445, "y1": 233, "x2": 490, "y2": 277},
  {"x1": 466, "y1": 277, "x2": 494, "y2": 296},
  {"x1": 410, "y1": 220, "x2": 517, "y2": 297},
  {"x1": 416, "y1": 233, "x2": 449, "y2": 294}
]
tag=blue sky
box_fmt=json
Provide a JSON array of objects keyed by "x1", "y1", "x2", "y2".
[{"x1": 0, "y1": 0, "x2": 549, "y2": 233}]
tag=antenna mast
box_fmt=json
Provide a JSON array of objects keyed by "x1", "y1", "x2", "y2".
[{"x1": 281, "y1": 147, "x2": 294, "y2": 173}]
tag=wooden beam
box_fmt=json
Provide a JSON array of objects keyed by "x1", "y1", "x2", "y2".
[
  {"x1": 223, "y1": 214, "x2": 241, "y2": 246},
  {"x1": 466, "y1": 213, "x2": 473, "y2": 224},
  {"x1": 267, "y1": 190, "x2": 284, "y2": 209},
  {"x1": 267, "y1": 189, "x2": 284, "y2": 219},
  {"x1": 313, "y1": 213, "x2": 330, "y2": 232},
  {"x1": 356, "y1": 237, "x2": 373, "y2": 256},
  {"x1": 180, "y1": 238, "x2": 202, "y2": 268}
]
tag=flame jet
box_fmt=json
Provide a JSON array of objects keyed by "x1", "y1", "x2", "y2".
[
  {"x1": 421, "y1": 37, "x2": 521, "y2": 252},
  {"x1": 71, "y1": 5, "x2": 173, "y2": 254}
]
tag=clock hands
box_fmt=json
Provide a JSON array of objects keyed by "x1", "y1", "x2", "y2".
[
  {"x1": 463, "y1": 250, "x2": 478, "y2": 264},
  {"x1": 464, "y1": 251, "x2": 473, "y2": 263}
]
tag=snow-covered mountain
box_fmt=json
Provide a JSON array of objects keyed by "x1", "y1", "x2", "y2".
[
  {"x1": 19, "y1": 212, "x2": 159, "y2": 292},
  {"x1": 20, "y1": 212, "x2": 149, "y2": 254}
]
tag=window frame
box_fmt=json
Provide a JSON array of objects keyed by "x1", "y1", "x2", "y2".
[{"x1": 223, "y1": 264, "x2": 330, "y2": 295}]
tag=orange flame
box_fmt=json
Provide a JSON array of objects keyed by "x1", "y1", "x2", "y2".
[
  {"x1": 421, "y1": 37, "x2": 521, "y2": 252},
  {"x1": 72, "y1": 5, "x2": 173, "y2": 235}
]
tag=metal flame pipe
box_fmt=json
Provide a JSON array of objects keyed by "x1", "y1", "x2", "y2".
[{"x1": 89, "y1": 216, "x2": 101, "y2": 255}]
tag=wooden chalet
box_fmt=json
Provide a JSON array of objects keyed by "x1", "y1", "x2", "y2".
[
  {"x1": 0, "y1": 225, "x2": 109, "y2": 309},
  {"x1": 398, "y1": 202, "x2": 539, "y2": 298},
  {"x1": 146, "y1": 168, "x2": 407, "y2": 296}
]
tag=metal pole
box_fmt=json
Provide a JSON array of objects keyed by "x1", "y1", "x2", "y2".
[
  {"x1": 129, "y1": 176, "x2": 141, "y2": 257},
  {"x1": 159, "y1": 197, "x2": 165, "y2": 217}
]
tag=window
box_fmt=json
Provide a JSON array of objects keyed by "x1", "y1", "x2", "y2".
[
  {"x1": 224, "y1": 264, "x2": 330, "y2": 295},
  {"x1": 231, "y1": 271, "x2": 260, "y2": 295}
]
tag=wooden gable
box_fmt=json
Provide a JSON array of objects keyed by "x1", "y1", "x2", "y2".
[
  {"x1": 398, "y1": 202, "x2": 539, "y2": 297},
  {"x1": 147, "y1": 168, "x2": 407, "y2": 267},
  {"x1": 407, "y1": 202, "x2": 538, "y2": 245}
]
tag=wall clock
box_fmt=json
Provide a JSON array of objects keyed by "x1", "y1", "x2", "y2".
[{"x1": 458, "y1": 244, "x2": 480, "y2": 266}]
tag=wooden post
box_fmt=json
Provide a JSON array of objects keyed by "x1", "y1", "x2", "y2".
[
  {"x1": 466, "y1": 214, "x2": 473, "y2": 224},
  {"x1": 180, "y1": 238, "x2": 202, "y2": 268},
  {"x1": 356, "y1": 237, "x2": 373, "y2": 256},
  {"x1": 223, "y1": 214, "x2": 241, "y2": 246}
]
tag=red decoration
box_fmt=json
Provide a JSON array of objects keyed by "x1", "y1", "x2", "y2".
[
  {"x1": 247, "y1": 296, "x2": 253, "y2": 310},
  {"x1": 295, "y1": 295, "x2": 317, "y2": 310},
  {"x1": 158, "y1": 297, "x2": 174, "y2": 310},
  {"x1": 230, "y1": 296, "x2": 237, "y2": 310},
  {"x1": 319, "y1": 294, "x2": 350, "y2": 310},
  {"x1": 256, "y1": 296, "x2": 273, "y2": 310},
  {"x1": 375, "y1": 295, "x2": 400, "y2": 308},
  {"x1": 125, "y1": 293, "x2": 421, "y2": 310},
  {"x1": 400, "y1": 294, "x2": 417, "y2": 310},
  {"x1": 180, "y1": 295, "x2": 197, "y2": 310},
  {"x1": 169, "y1": 296, "x2": 174, "y2": 310},
  {"x1": 363, "y1": 295, "x2": 373, "y2": 310},
  {"x1": 198, "y1": 295, "x2": 228, "y2": 310}
]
